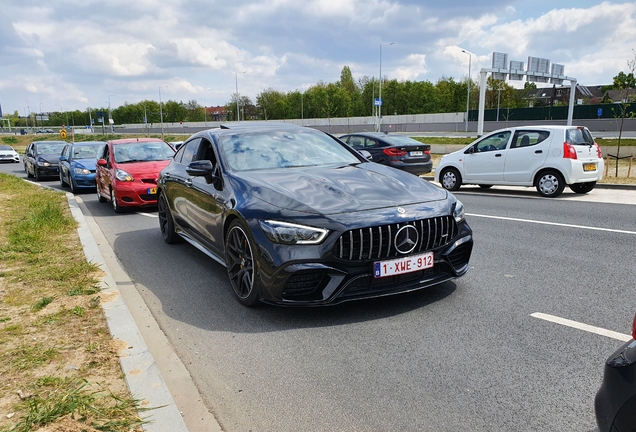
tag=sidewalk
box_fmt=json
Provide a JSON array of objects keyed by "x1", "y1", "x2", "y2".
[{"x1": 68, "y1": 193, "x2": 222, "y2": 432}]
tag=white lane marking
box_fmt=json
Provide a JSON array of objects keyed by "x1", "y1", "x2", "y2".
[
  {"x1": 137, "y1": 212, "x2": 158, "y2": 218},
  {"x1": 531, "y1": 312, "x2": 632, "y2": 342},
  {"x1": 466, "y1": 213, "x2": 636, "y2": 236}
]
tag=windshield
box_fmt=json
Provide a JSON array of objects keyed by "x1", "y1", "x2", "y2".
[
  {"x1": 36, "y1": 143, "x2": 66, "y2": 155},
  {"x1": 0, "y1": 145, "x2": 13, "y2": 151},
  {"x1": 114, "y1": 142, "x2": 175, "y2": 163},
  {"x1": 220, "y1": 129, "x2": 361, "y2": 171},
  {"x1": 72, "y1": 145, "x2": 101, "y2": 159}
]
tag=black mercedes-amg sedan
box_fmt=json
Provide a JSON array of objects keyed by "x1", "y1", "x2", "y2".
[{"x1": 157, "y1": 123, "x2": 473, "y2": 306}]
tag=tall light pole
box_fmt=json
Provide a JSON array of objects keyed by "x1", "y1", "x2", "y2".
[
  {"x1": 38, "y1": 103, "x2": 43, "y2": 129},
  {"x1": 25, "y1": 100, "x2": 31, "y2": 132},
  {"x1": 108, "y1": 95, "x2": 116, "y2": 133},
  {"x1": 235, "y1": 71, "x2": 245, "y2": 121},
  {"x1": 461, "y1": 49, "x2": 472, "y2": 132},
  {"x1": 56, "y1": 104, "x2": 69, "y2": 128},
  {"x1": 378, "y1": 42, "x2": 395, "y2": 132},
  {"x1": 159, "y1": 86, "x2": 168, "y2": 139},
  {"x1": 199, "y1": 98, "x2": 207, "y2": 126}
]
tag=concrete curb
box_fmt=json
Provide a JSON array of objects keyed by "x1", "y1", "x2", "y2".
[
  {"x1": 66, "y1": 193, "x2": 190, "y2": 432},
  {"x1": 421, "y1": 175, "x2": 636, "y2": 190}
]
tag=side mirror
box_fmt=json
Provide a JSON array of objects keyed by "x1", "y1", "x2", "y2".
[
  {"x1": 186, "y1": 160, "x2": 215, "y2": 177},
  {"x1": 464, "y1": 145, "x2": 475, "y2": 155},
  {"x1": 359, "y1": 150, "x2": 373, "y2": 161},
  {"x1": 59, "y1": 155, "x2": 68, "y2": 162},
  {"x1": 97, "y1": 158, "x2": 107, "y2": 167}
]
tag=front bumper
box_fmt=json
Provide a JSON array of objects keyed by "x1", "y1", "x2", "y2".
[
  {"x1": 254, "y1": 218, "x2": 473, "y2": 306},
  {"x1": 113, "y1": 181, "x2": 158, "y2": 207},
  {"x1": 36, "y1": 165, "x2": 59, "y2": 177},
  {"x1": 0, "y1": 155, "x2": 19, "y2": 163},
  {"x1": 71, "y1": 172, "x2": 97, "y2": 189},
  {"x1": 595, "y1": 339, "x2": 636, "y2": 432}
]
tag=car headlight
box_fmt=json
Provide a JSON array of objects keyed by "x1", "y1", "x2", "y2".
[
  {"x1": 259, "y1": 220, "x2": 329, "y2": 245},
  {"x1": 115, "y1": 168, "x2": 134, "y2": 182},
  {"x1": 73, "y1": 167, "x2": 91, "y2": 175},
  {"x1": 37, "y1": 160, "x2": 50, "y2": 167},
  {"x1": 453, "y1": 200, "x2": 465, "y2": 223}
]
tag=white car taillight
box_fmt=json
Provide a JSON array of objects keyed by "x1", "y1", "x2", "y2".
[
  {"x1": 563, "y1": 142, "x2": 577, "y2": 160},
  {"x1": 594, "y1": 142, "x2": 602, "y2": 158}
]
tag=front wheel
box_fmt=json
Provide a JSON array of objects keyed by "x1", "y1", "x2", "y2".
[
  {"x1": 60, "y1": 171, "x2": 68, "y2": 187},
  {"x1": 224, "y1": 220, "x2": 260, "y2": 307},
  {"x1": 110, "y1": 188, "x2": 123, "y2": 213},
  {"x1": 440, "y1": 168, "x2": 462, "y2": 191},
  {"x1": 96, "y1": 187, "x2": 107, "y2": 203},
  {"x1": 569, "y1": 181, "x2": 596, "y2": 194},
  {"x1": 158, "y1": 193, "x2": 181, "y2": 244},
  {"x1": 536, "y1": 170, "x2": 565, "y2": 198}
]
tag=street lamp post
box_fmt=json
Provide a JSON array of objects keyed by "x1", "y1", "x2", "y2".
[
  {"x1": 461, "y1": 49, "x2": 472, "y2": 132},
  {"x1": 56, "y1": 104, "x2": 69, "y2": 129},
  {"x1": 497, "y1": 87, "x2": 501, "y2": 122},
  {"x1": 199, "y1": 98, "x2": 207, "y2": 126},
  {"x1": 235, "y1": 72, "x2": 246, "y2": 121},
  {"x1": 159, "y1": 86, "x2": 167, "y2": 139},
  {"x1": 25, "y1": 100, "x2": 31, "y2": 132},
  {"x1": 378, "y1": 42, "x2": 395, "y2": 132},
  {"x1": 108, "y1": 95, "x2": 116, "y2": 133},
  {"x1": 39, "y1": 103, "x2": 43, "y2": 129}
]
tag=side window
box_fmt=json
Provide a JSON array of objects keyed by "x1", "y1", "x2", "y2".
[
  {"x1": 475, "y1": 131, "x2": 511, "y2": 152},
  {"x1": 179, "y1": 138, "x2": 202, "y2": 164},
  {"x1": 510, "y1": 131, "x2": 550, "y2": 149},
  {"x1": 365, "y1": 138, "x2": 379, "y2": 148},
  {"x1": 348, "y1": 136, "x2": 364, "y2": 149},
  {"x1": 62, "y1": 145, "x2": 69, "y2": 158},
  {"x1": 199, "y1": 139, "x2": 218, "y2": 166}
]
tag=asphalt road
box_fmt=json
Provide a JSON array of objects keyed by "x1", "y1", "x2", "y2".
[{"x1": 2, "y1": 160, "x2": 635, "y2": 431}]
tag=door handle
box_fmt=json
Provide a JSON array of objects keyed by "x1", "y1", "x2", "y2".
[
  {"x1": 495, "y1": 154, "x2": 502, "y2": 157},
  {"x1": 214, "y1": 195, "x2": 228, "y2": 205},
  {"x1": 535, "y1": 150, "x2": 543, "y2": 154},
  {"x1": 185, "y1": 179, "x2": 192, "y2": 187},
  {"x1": 164, "y1": 173, "x2": 171, "y2": 179}
]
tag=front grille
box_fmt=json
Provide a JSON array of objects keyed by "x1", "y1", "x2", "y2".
[
  {"x1": 139, "y1": 194, "x2": 157, "y2": 201},
  {"x1": 333, "y1": 216, "x2": 457, "y2": 262}
]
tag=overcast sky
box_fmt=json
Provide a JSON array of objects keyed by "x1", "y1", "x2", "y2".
[{"x1": 1, "y1": 0, "x2": 635, "y2": 116}]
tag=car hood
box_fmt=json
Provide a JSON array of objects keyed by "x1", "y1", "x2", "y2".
[
  {"x1": 116, "y1": 160, "x2": 171, "y2": 176},
  {"x1": 234, "y1": 163, "x2": 447, "y2": 215},
  {"x1": 72, "y1": 159, "x2": 97, "y2": 170},
  {"x1": 0, "y1": 150, "x2": 18, "y2": 156},
  {"x1": 38, "y1": 153, "x2": 63, "y2": 162}
]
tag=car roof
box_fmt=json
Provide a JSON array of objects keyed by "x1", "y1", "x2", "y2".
[
  {"x1": 70, "y1": 141, "x2": 106, "y2": 146},
  {"x1": 33, "y1": 140, "x2": 66, "y2": 145},
  {"x1": 340, "y1": 132, "x2": 391, "y2": 138},
  {"x1": 219, "y1": 121, "x2": 304, "y2": 130},
  {"x1": 108, "y1": 138, "x2": 167, "y2": 145}
]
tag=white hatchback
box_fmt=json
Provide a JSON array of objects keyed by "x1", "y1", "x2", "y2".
[{"x1": 435, "y1": 125, "x2": 604, "y2": 198}]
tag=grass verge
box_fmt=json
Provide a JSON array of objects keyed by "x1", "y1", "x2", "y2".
[{"x1": 0, "y1": 173, "x2": 146, "y2": 432}]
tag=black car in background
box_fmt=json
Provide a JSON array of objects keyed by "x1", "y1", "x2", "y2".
[
  {"x1": 595, "y1": 313, "x2": 636, "y2": 432},
  {"x1": 24, "y1": 140, "x2": 67, "y2": 180},
  {"x1": 158, "y1": 123, "x2": 473, "y2": 307},
  {"x1": 339, "y1": 132, "x2": 433, "y2": 176}
]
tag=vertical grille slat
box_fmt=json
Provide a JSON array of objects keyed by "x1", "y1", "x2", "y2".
[{"x1": 333, "y1": 216, "x2": 460, "y2": 262}]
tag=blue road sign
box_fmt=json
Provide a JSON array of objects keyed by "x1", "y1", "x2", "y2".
[{"x1": 374, "y1": 98, "x2": 383, "y2": 106}]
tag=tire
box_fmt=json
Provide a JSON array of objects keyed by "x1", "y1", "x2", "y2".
[
  {"x1": 224, "y1": 220, "x2": 260, "y2": 307},
  {"x1": 69, "y1": 177, "x2": 76, "y2": 194},
  {"x1": 535, "y1": 170, "x2": 565, "y2": 198},
  {"x1": 478, "y1": 184, "x2": 493, "y2": 189},
  {"x1": 59, "y1": 171, "x2": 68, "y2": 187},
  {"x1": 569, "y1": 181, "x2": 596, "y2": 194},
  {"x1": 440, "y1": 168, "x2": 462, "y2": 191},
  {"x1": 158, "y1": 193, "x2": 181, "y2": 244},
  {"x1": 96, "y1": 187, "x2": 107, "y2": 203},
  {"x1": 34, "y1": 168, "x2": 40, "y2": 181},
  {"x1": 110, "y1": 188, "x2": 123, "y2": 213}
]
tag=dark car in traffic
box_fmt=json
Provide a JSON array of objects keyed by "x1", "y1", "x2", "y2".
[
  {"x1": 24, "y1": 140, "x2": 67, "y2": 180},
  {"x1": 339, "y1": 132, "x2": 433, "y2": 176},
  {"x1": 158, "y1": 123, "x2": 473, "y2": 307},
  {"x1": 59, "y1": 141, "x2": 105, "y2": 193},
  {"x1": 595, "y1": 313, "x2": 636, "y2": 432}
]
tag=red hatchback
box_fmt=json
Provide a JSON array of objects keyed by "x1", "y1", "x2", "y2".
[{"x1": 95, "y1": 138, "x2": 175, "y2": 213}]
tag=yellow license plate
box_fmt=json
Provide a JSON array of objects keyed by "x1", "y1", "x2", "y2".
[
  {"x1": 147, "y1": 187, "x2": 157, "y2": 194},
  {"x1": 583, "y1": 163, "x2": 596, "y2": 172}
]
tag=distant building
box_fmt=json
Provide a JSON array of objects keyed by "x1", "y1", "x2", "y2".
[
  {"x1": 523, "y1": 84, "x2": 606, "y2": 107},
  {"x1": 206, "y1": 106, "x2": 228, "y2": 122}
]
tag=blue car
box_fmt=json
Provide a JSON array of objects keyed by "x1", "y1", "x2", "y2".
[{"x1": 58, "y1": 141, "x2": 105, "y2": 193}]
